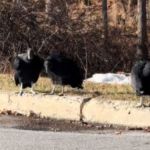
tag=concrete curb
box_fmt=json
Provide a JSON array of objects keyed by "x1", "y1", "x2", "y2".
[
  {"x1": 83, "y1": 99, "x2": 150, "y2": 127},
  {"x1": 0, "y1": 92, "x2": 150, "y2": 128}
]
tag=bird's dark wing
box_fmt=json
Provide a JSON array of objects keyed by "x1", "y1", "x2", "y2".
[
  {"x1": 142, "y1": 62, "x2": 150, "y2": 77},
  {"x1": 131, "y1": 60, "x2": 146, "y2": 95},
  {"x1": 45, "y1": 53, "x2": 84, "y2": 88},
  {"x1": 13, "y1": 56, "x2": 29, "y2": 71},
  {"x1": 14, "y1": 72, "x2": 19, "y2": 86},
  {"x1": 30, "y1": 55, "x2": 44, "y2": 82}
]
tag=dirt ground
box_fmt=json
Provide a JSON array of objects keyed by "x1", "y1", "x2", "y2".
[{"x1": 0, "y1": 112, "x2": 148, "y2": 134}]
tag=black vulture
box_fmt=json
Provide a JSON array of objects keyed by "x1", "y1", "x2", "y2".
[
  {"x1": 131, "y1": 45, "x2": 150, "y2": 107},
  {"x1": 12, "y1": 48, "x2": 44, "y2": 95},
  {"x1": 44, "y1": 52, "x2": 84, "y2": 95}
]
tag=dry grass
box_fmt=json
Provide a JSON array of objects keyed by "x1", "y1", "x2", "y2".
[
  {"x1": 84, "y1": 82, "x2": 137, "y2": 101},
  {"x1": 0, "y1": 74, "x2": 138, "y2": 101}
]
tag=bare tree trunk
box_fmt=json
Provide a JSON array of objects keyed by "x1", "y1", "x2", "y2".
[
  {"x1": 77, "y1": 0, "x2": 91, "y2": 5},
  {"x1": 128, "y1": 0, "x2": 137, "y2": 13},
  {"x1": 128, "y1": 0, "x2": 132, "y2": 13},
  {"x1": 45, "y1": 0, "x2": 68, "y2": 28},
  {"x1": 148, "y1": 0, "x2": 150, "y2": 19},
  {"x1": 45, "y1": 0, "x2": 69, "y2": 29},
  {"x1": 12, "y1": 0, "x2": 19, "y2": 3},
  {"x1": 102, "y1": 0, "x2": 108, "y2": 45},
  {"x1": 45, "y1": 0, "x2": 50, "y2": 15},
  {"x1": 138, "y1": 0, "x2": 147, "y2": 44},
  {"x1": 137, "y1": 0, "x2": 148, "y2": 58},
  {"x1": 12, "y1": 0, "x2": 21, "y2": 6},
  {"x1": 84, "y1": 0, "x2": 92, "y2": 6}
]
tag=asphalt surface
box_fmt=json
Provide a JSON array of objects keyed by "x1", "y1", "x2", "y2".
[
  {"x1": 0, "y1": 115, "x2": 150, "y2": 150},
  {"x1": 0, "y1": 127, "x2": 150, "y2": 150}
]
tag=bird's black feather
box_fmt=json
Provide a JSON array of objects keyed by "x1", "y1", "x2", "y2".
[
  {"x1": 131, "y1": 59, "x2": 150, "y2": 95},
  {"x1": 44, "y1": 52, "x2": 84, "y2": 88},
  {"x1": 12, "y1": 51, "x2": 44, "y2": 89}
]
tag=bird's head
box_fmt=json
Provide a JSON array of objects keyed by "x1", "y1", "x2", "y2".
[{"x1": 27, "y1": 48, "x2": 34, "y2": 60}]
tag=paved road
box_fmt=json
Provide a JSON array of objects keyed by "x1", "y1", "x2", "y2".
[{"x1": 0, "y1": 128, "x2": 150, "y2": 150}]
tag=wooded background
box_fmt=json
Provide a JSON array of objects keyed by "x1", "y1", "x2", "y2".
[{"x1": 0, "y1": 0, "x2": 149, "y2": 77}]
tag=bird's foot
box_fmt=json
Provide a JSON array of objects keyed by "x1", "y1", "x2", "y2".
[
  {"x1": 31, "y1": 90, "x2": 36, "y2": 95},
  {"x1": 135, "y1": 103, "x2": 146, "y2": 108},
  {"x1": 18, "y1": 91, "x2": 23, "y2": 96},
  {"x1": 49, "y1": 91, "x2": 54, "y2": 95},
  {"x1": 58, "y1": 92, "x2": 64, "y2": 96}
]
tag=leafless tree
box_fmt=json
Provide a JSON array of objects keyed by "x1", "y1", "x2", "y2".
[
  {"x1": 128, "y1": 0, "x2": 137, "y2": 13},
  {"x1": 137, "y1": 0, "x2": 148, "y2": 58},
  {"x1": 45, "y1": 0, "x2": 69, "y2": 28},
  {"x1": 102, "y1": 0, "x2": 108, "y2": 45}
]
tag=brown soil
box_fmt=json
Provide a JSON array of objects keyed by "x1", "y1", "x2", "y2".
[{"x1": 0, "y1": 112, "x2": 146, "y2": 133}]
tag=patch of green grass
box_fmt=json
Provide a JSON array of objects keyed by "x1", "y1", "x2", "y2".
[{"x1": 0, "y1": 74, "x2": 138, "y2": 101}]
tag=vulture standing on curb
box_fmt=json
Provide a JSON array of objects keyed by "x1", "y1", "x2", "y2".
[
  {"x1": 12, "y1": 48, "x2": 44, "y2": 95},
  {"x1": 44, "y1": 52, "x2": 84, "y2": 96},
  {"x1": 131, "y1": 45, "x2": 150, "y2": 107}
]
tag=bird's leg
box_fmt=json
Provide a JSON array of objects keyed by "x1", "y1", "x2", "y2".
[
  {"x1": 58, "y1": 86, "x2": 64, "y2": 96},
  {"x1": 50, "y1": 84, "x2": 56, "y2": 95},
  {"x1": 18, "y1": 83, "x2": 23, "y2": 96},
  {"x1": 31, "y1": 82, "x2": 36, "y2": 95},
  {"x1": 136, "y1": 96, "x2": 145, "y2": 108}
]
